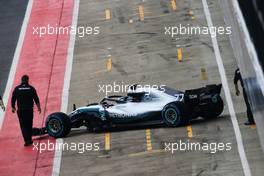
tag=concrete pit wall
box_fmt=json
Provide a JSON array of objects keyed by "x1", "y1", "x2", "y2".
[{"x1": 219, "y1": 0, "x2": 264, "y2": 153}]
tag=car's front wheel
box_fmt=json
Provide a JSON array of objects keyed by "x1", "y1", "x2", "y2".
[
  {"x1": 45, "y1": 112, "x2": 71, "y2": 138},
  {"x1": 162, "y1": 103, "x2": 187, "y2": 127}
]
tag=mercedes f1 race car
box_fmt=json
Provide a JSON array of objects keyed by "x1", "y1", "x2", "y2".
[{"x1": 44, "y1": 84, "x2": 224, "y2": 138}]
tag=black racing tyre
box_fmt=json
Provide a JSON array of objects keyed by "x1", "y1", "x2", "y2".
[
  {"x1": 200, "y1": 95, "x2": 224, "y2": 119},
  {"x1": 45, "y1": 112, "x2": 71, "y2": 138},
  {"x1": 162, "y1": 102, "x2": 187, "y2": 127}
]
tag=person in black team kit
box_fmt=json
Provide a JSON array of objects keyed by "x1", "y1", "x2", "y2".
[
  {"x1": 11, "y1": 75, "x2": 41, "y2": 146},
  {"x1": 0, "y1": 95, "x2": 5, "y2": 111},
  {"x1": 234, "y1": 68, "x2": 255, "y2": 125}
]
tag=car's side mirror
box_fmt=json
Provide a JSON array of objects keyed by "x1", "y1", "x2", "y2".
[{"x1": 73, "y1": 104, "x2": 76, "y2": 111}]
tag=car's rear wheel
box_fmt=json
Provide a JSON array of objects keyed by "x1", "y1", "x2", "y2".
[
  {"x1": 162, "y1": 103, "x2": 187, "y2": 127},
  {"x1": 46, "y1": 112, "x2": 71, "y2": 138},
  {"x1": 199, "y1": 95, "x2": 224, "y2": 119}
]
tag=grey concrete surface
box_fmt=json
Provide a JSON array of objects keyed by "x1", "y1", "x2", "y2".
[
  {"x1": 62, "y1": 0, "x2": 264, "y2": 175},
  {"x1": 0, "y1": 0, "x2": 29, "y2": 95}
]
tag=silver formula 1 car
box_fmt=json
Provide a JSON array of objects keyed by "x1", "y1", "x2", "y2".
[{"x1": 45, "y1": 84, "x2": 224, "y2": 138}]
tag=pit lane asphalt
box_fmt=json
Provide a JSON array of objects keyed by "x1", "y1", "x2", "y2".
[
  {"x1": 0, "y1": 0, "x2": 29, "y2": 95},
  {"x1": 61, "y1": 0, "x2": 264, "y2": 175}
]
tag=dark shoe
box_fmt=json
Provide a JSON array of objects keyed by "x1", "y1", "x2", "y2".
[
  {"x1": 244, "y1": 121, "x2": 255, "y2": 126},
  {"x1": 24, "y1": 140, "x2": 33, "y2": 147}
]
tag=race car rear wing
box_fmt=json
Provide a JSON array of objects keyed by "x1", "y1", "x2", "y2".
[
  {"x1": 184, "y1": 84, "x2": 222, "y2": 104},
  {"x1": 185, "y1": 84, "x2": 222, "y2": 95}
]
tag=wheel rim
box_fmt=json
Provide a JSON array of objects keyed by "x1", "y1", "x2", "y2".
[
  {"x1": 212, "y1": 95, "x2": 218, "y2": 103},
  {"x1": 165, "y1": 108, "x2": 178, "y2": 124},
  {"x1": 48, "y1": 119, "x2": 62, "y2": 134}
]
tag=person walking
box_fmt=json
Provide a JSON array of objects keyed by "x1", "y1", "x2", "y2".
[
  {"x1": 11, "y1": 75, "x2": 41, "y2": 146},
  {"x1": 234, "y1": 68, "x2": 255, "y2": 125}
]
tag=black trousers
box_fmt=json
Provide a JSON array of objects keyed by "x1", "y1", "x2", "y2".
[
  {"x1": 17, "y1": 109, "x2": 33, "y2": 143},
  {"x1": 243, "y1": 90, "x2": 255, "y2": 123}
]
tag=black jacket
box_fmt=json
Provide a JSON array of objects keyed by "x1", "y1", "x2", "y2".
[
  {"x1": 11, "y1": 83, "x2": 40, "y2": 110},
  {"x1": 234, "y1": 68, "x2": 244, "y2": 89}
]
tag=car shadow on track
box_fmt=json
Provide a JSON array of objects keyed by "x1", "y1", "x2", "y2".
[
  {"x1": 191, "y1": 114, "x2": 229, "y2": 126},
  {"x1": 67, "y1": 115, "x2": 228, "y2": 137}
]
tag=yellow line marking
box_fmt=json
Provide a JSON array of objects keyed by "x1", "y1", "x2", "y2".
[
  {"x1": 177, "y1": 48, "x2": 183, "y2": 62},
  {"x1": 105, "y1": 132, "x2": 111, "y2": 150},
  {"x1": 171, "y1": 0, "x2": 177, "y2": 11},
  {"x1": 145, "y1": 129, "x2": 152, "y2": 151},
  {"x1": 250, "y1": 124, "x2": 256, "y2": 129},
  {"x1": 200, "y1": 68, "x2": 208, "y2": 80},
  {"x1": 187, "y1": 125, "x2": 193, "y2": 138},
  {"x1": 105, "y1": 9, "x2": 111, "y2": 20},
  {"x1": 128, "y1": 149, "x2": 165, "y2": 157},
  {"x1": 106, "y1": 57, "x2": 112, "y2": 71},
  {"x1": 138, "y1": 5, "x2": 144, "y2": 21}
]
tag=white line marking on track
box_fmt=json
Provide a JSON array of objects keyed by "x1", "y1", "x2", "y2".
[
  {"x1": 201, "y1": 0, "x2": 251, "y2": 175},
  {"x1": 0, "y1": 0, "x2": 33, "y2": 129},
  {"x1": 52, "y1": 0, "x2": 80, "y2": 175}
]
